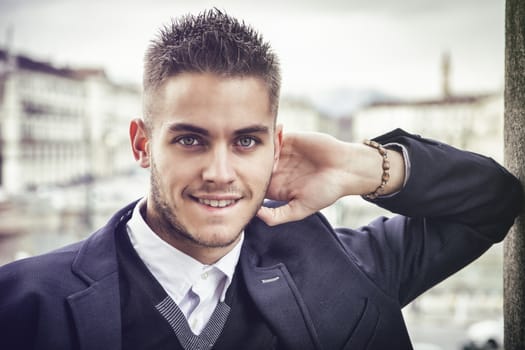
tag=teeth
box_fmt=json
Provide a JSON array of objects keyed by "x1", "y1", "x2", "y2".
[{"x1": 198, "y1": 198, "x2": 236, "y2": 208}]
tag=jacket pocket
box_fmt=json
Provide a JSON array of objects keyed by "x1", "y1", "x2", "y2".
[{"x1": 342, "y1": 298, "x2": 380, "y2": 350}]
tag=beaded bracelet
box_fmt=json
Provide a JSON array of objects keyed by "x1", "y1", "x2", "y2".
[{"x1": 363, "y1": 139, "x2": 390, "y2": 199}]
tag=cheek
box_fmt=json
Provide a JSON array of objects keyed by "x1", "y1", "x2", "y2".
[
  {"x1": 154, "y1": 158, "x2": 196, "y2": 193},
  {"x1": 242, "y1": 157, "x2": 274, "y2": 188}
]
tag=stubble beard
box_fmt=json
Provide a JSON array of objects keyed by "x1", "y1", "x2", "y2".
[{"x1": 148, "y1": 161, "x2": 270, "y2": 249}]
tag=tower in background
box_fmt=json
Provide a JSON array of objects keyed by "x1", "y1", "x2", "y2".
[{"x1": 441, "y1": 51, "x2": 451, "y2": 98}]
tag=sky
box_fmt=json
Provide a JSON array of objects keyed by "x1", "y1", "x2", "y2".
[{"x1": 0, "y1": 0, "x2": 506, "y2": 100}]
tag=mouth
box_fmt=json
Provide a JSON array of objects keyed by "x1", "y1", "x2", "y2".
[
  {"x1": 188, "y1": 193, "x2": 242, "y2": 209},
  {"x1": 197, "y1": 198, "x2": 238, "y2": 208}
]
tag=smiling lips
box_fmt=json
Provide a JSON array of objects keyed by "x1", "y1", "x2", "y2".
[{"x1": 197, "y1": 198, "x2": 239, "y2": 208}]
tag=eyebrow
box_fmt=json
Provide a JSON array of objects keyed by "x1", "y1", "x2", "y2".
[
  {"x1": 167, "y1": 123, "x2": 209, "y2": 136},
  {"x1": 233, "y1": 125, "x2": 270, "y2": 136},
  {"x1": 166, "y1": 123, "x2": 270, "y2": 136}
]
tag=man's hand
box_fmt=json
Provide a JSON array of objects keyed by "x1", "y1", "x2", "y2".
[{"x1": 256, "y1": 132, "x2": 405, "y2": 226}]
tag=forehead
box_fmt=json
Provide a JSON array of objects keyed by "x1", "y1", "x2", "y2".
[{"x1": 151, "y1": 72, "x2": 274, "y2": 133}]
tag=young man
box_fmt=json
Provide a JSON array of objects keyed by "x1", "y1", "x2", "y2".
[{"x1": 0, "y1": 9, "x2": 522, "y2": 350}]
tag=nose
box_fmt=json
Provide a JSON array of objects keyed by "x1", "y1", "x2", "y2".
[{"x1": 202, "y1": 146, "x2": 236, "y2": 184}]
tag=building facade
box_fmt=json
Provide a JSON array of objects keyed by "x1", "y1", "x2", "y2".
[
  {"x1": 351, "y1": 93, "x2": 504, "y2": 162},
  {"x1": 0, "y1": 49, "x2": 141, "y2": 195}
]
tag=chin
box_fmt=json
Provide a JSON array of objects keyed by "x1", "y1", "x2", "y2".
[
  {"x1": 187, "y1": 224, "x2": 241, "y2": 247},
  {"x1": 195, "y1": 234, "x2": 241, "y2": 249}
]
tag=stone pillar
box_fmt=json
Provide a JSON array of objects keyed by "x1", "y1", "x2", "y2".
[{"x1": 504, "y1": 0, "x2": 525, "y2": 349}]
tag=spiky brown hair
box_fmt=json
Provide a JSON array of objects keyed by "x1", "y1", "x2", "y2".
[{"x1": 143, "y1": 8, "x2": 281, "y2": 129}]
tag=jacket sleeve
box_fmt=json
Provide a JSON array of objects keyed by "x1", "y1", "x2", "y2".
[{"x1": 334, "y1": 128, "x2": 523, "y2": 306}]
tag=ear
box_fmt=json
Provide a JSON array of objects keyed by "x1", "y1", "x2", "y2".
[
  {"x1": 130, "y1": 118, "x2": 151, "y2": 168},
  {"x1": 272, "y1": 124, "x2": 283, "y2": 173}
]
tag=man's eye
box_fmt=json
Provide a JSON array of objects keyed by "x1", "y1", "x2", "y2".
[
  {"x1": 236, "y1": 136, "x2": 257, "y2": 148},
  {"x1": 176, "y1": 136, "x2": 201, "y2": 146}
]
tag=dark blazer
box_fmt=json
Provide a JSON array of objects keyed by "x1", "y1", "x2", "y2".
[{"x1": 0, "y1": 129, "x2": 522, "y2": 350}]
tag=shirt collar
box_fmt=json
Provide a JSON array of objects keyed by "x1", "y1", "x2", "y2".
[{"x1": 126, "y1": 198, "x2": 244, "y2": 303}]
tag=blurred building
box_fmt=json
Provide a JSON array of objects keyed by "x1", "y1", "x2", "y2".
[
  {"x1": 351, "y1": 52, "x2": 503, "y2": 162},
  {"x1": 278, "y1": 95, "x2": 353, "y2": 141},
  {"x1": 0, "y1": 49, "x2": 141, "y2": 195},
  {"x1": 352, "y1": 92, "x2": 503, "y2": 162},
  {"x1": 278, "y1": 96, "x2": 322, "y2": 133}
]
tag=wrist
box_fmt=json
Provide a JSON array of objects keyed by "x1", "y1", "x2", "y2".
[
  {"x1": 342, "y1": 141, "x2": 405, "y2": 197},
  {"x1": 363, "y1": 140, "x2": 390, "y2": 199}
]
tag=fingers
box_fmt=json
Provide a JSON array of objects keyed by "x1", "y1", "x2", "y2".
[{"x1": 256, "y1": 201, "x2": 311, "y2": 226}]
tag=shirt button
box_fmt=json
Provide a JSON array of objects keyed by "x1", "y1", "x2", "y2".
[{"x1": 201, "y1": 272, "x2": 208, "y2": 280}]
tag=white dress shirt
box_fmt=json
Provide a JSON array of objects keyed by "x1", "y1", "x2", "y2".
[{"x1": 126, "y1": 198, "x2": 243, "y2": 335}]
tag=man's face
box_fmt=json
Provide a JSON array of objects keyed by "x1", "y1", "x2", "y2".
[{"x1": 131, "y1": 72, "x2": 281, "y2": 262}]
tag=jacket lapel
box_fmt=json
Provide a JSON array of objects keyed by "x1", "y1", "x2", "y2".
[
  {"x1": 67, "y1": 273, "x2": 122, "y2": 350},
  {"x1": 240, "y1": 245, "x2": 322, "y2": 350},
  {"x1": 67, "y1": 203, "x2": 136, "y2": 350}
]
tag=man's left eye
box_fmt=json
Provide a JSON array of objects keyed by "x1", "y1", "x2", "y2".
[{"x1": 236, "y1": 137, "x2": 257, "y2": 148}]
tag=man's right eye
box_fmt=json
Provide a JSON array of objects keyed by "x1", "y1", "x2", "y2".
[{"x1": 175, "y1": 136, "x2": 202, "y2": 146}]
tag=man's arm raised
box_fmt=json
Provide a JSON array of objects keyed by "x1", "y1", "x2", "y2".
[{"x1": 257, "y1": 132, "x2": 405, "y2": 226}]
